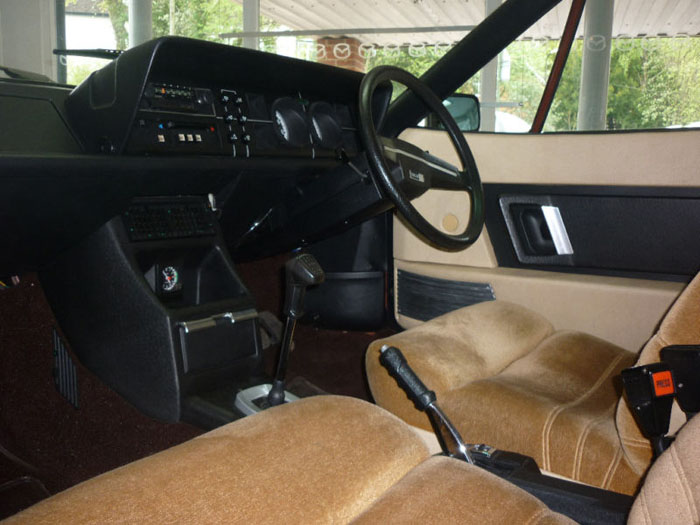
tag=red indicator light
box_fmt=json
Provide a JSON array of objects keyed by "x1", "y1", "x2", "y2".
[{"x1": 210, "y1": 126, "x2": 215, "y2": 132}]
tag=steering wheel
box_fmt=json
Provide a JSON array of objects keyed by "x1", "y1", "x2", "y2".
[{"x1": 358, "y1": 66, "x2": 485, "y2": 251}]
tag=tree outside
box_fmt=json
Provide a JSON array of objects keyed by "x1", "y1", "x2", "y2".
[
  {"x1": 66, "y1": 1, "x2": 700, "y2": 131},
  {"x1": 548, "y1": 37, "x2": 700, "y2": 131}
]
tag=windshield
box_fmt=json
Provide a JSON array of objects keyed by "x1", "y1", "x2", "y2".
[{"x1": 1, "y1": 0, "x2": 699, "y2": 131}]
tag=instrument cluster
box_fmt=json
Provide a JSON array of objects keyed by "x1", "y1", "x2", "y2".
[
  {"x1": 244, "y1": 93, "x2": 359, "y2": 158},
  {"x1": 127, "y1": 80, "x2": 359, "y2": 160}
]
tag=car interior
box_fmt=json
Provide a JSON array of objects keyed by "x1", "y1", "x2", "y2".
[{"x1": 1, "y1": 0, "x2": 700, "y2": 523}]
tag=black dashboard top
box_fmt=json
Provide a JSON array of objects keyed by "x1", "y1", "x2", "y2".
[
  {"x1": 66, "y1": 37, "x2": 365, "y2": 159},
  {"x1": 0, "y1": 37, "x2": 391, "y2": 275}
]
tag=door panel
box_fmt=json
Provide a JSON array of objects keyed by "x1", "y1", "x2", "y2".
[
  {"x1": 393, "y1": 128, "x2": 700, "y2": 351},
  {"x1": 394, "y1": 260, "x2": 683, "y2": 352},
  {"x1": 400, "y1": 128, "x2": 700, "y2": 187}
]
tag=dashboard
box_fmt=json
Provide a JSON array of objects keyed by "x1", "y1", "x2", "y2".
[
  {"x1": 67, "y1": 38, "x2": 363, "y2": 160},
  {"x1": 0, "y1": 37, "x2": 392, "y2": 274}
]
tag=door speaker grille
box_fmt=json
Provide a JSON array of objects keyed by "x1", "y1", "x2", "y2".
[{"x1": 397, "y1": 270, "x2": 495, "y2": 322}]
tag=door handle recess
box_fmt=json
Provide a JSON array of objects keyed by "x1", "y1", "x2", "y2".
[{"x1": 512, "y1": 204, "x2": 573, "y2": 257}]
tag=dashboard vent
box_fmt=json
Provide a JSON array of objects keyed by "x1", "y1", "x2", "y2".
[
  {"x1": 123, "y1": 200, "x2": 216, "y2": 241},
  {"x1": 397, "y1": 270, "x2": 495, "y2": 322}
]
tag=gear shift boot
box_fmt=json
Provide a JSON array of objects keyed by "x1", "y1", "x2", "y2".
[
  {"x1": 234, "y1": 253, "x2": 325, "y2": 414},
  {"x1": 234, "y1": 383, "x2": 300, "y2": 416}
]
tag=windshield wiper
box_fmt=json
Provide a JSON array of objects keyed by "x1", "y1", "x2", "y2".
[
  {"x1": 53, "y1": 48, "x2": 123, "y2": 60},
  {"x1": 0, "y1": 65, "x2": 52, "y2": 83}
]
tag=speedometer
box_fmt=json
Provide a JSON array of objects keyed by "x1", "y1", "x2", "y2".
[
  {"x1": 270, "y1": 97, "x2": 310, "y2": 148},
  {"x1": 274, "y1": 110, "x2": 290, "y2": 141}
]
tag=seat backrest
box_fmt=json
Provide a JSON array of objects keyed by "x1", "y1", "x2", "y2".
[
  {"x1": 628, "y1": 413, "x2": 700, "y2": 524},
  {"x1": 616, "y1": 272, "x2": 700, "y2": 476}
]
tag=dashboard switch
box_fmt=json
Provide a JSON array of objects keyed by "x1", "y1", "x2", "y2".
[
  {"x1": 242, "y1": 133, "x2": 251, "y2": 144},
  {"x1": 221, "y1": 94, "x2": 230, "y2": 104},
  {"x1": 238, "y1": 115, "x2": 248, "y2": 124},
  {"x1": 228, "y1": 133, "x2": 238, "y2": 143},
  {"x1": 225, "y1": 113, "x2": 234, "y2": 123}
]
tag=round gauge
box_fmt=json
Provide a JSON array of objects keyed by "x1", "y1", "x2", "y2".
[
  {"x1": 161, "y1": 266, "x2": 179, "y2": 292},
  {"x1": 274, "y1": 111, "x2": 290, "y2": 141},
  {"x1": 270, "y1": 97, "x2": 311, "y2": 148},
  {"x1": 309, "y1": 102, "x2": 343, "y2": 150}
]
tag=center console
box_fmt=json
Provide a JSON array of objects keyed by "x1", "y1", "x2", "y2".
[{"x1": 40, "y1": 195, "x2": 262, "y2": 424}]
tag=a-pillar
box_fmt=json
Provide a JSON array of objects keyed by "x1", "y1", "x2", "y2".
[{"x1": 315, "y1": 37, "x2": 366, "y2": 73}]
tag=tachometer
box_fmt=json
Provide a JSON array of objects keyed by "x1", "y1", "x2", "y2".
[{"x1": 309, "y1": 102, "x2": 343, "y2": 150}]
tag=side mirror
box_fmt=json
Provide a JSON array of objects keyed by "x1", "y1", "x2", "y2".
[{"x1": 424, "y1": 93, "x2": 480, "y2": 132}]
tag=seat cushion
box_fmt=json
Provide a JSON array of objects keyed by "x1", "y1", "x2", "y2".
[
  {"x1": 351, "y1": 456, "x2": 574, "y2": 525},
  {"x1": 440, "y1": 331, "x2": 638, "y2": 494},
  {"x1": 367, "y1": 301, "x2": 639, "y2": 493},
  {"x1": 366, "y1": 300, "x2": 554, "y2": 430},
  {"x1": 4, "y1": 394, "x2": 580, "y2": 525},
  {"x1": 4, "y1": 396, "x2": 430, "y2": 524}
]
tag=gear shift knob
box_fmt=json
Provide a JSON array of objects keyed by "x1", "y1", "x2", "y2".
[{"x1": 283, "y1": 253, "x2": 325, "y2": 319}]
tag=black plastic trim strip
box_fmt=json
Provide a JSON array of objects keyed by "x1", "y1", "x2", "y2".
[{"x1": 397, "y1": 270, "x2": 495, "y2": 321}]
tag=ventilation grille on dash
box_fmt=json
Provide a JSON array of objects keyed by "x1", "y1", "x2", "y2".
[
  {"x1": 123, "y1": 201, "x2": 216, "y2": 241},
  {"x1": 53, "y1": 329, "x2": 79, "y2": 409},
  {"x1": 397, "y1": 270, "x2": 495, "y2": 322}
]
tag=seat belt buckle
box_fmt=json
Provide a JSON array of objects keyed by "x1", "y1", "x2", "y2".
[{"x1": 621, "y1": 363, "x2": 675, "y2": 456}]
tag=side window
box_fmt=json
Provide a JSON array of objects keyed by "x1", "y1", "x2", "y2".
[{"x1": 479, "y1": 4, "x2": 700, "y2": 133}]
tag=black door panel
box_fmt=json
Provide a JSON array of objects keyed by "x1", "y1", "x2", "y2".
[{"x1": 485, "y1": 184, "x2": 700, "y2": 281}]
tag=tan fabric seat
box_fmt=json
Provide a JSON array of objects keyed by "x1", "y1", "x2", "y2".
[
  {"x1": 3, "y1": 396, "x2": 572, "y2": 524},
  {"x1": 366, "y1": 274, "x2": 700, "y2": 495},
  {"x1": 628, "y1": 412, "x2": 700, "y2": 525}
]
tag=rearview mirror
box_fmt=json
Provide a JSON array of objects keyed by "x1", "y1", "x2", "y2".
[{"x1": 424, "y1": 93, "x2": 480, "y2": 132}]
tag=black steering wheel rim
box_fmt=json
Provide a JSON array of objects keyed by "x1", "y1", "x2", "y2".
[{"x1": 358, "y1": 65, "x2": 485, "y2": 250}]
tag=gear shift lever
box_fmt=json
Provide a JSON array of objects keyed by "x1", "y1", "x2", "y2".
[{"x1": 267, "y1": 253, "x2": 325, "y2": 407}]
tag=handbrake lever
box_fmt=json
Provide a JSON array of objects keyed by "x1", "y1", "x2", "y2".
[{"x1": 380, "y1": 345, "x2": 474, "y2": 464}]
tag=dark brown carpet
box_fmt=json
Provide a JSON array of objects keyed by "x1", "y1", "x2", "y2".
[
  {"x1": 0, "y1": 274, "x2": 202, "y2": 518},
  {"x1": 0, "y1": 254, "x2": 392, "y2": 519},
  {"x1": 236, "y1": 253, "x2": 394, "y2": 402}
]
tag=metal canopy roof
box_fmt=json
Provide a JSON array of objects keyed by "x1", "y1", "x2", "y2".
[{"x1": 252, "y1": 0, "x2": 700, "y2": 45}]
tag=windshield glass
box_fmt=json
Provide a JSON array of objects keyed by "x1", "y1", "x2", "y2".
[{"x1": 1, "y1": 0, "x2": 698, "y2": 131}]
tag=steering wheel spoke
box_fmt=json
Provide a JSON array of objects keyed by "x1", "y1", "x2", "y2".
[
  {"x1": 359, "y1": 66, "x2": 485, "y2": 250},
  {"x1": 459, "y1": 170, "x2": 474, "y2": 193}
]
